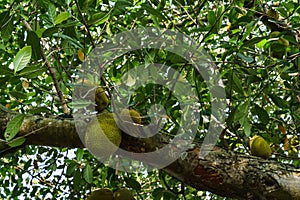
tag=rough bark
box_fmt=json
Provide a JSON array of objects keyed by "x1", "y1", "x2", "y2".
[{"x1": 0, "y1": 110, "x2": 299, "y2": 199}]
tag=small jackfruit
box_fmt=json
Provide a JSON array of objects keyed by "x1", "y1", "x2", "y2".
[
  {"x1": 87, "y1": 188, "x2": 113, "y2": 200},
  {"x1": 113, "y1": 189, "x2": 136, "y2": 200},
  {"x1": 120, "y1": 109, "x2": 142, "y2": 124},
  {"x1": 85, "y1": 110, "x2": 121, "y2": 158},
  {"x1": 250, "y1": 135, "x2": 272, "y2": 159},
  {"x1": 269, "y1": 32, "x2": 289, "y2": 59},
  {"x1": 76, "y1": 79, "x2": 109, "y2": 112},
  {"x1": 95, "y1": 87, "x2": 109, "y2": 112}
]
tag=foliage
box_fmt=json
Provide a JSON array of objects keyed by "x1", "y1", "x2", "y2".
[{"x1": 0, "y1": 0, "x2": 299, "y2": 199}]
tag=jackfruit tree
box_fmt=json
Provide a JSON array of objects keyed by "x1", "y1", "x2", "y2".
[{"x1": 0, "y1": 0, "x2": 299, "y2": 199}]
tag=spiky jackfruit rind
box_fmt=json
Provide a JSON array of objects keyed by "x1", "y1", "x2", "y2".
[
  {"x1": 87, "y1": 188, "x2": 113, "y2": 200},
  {"x1": 76, "y1": 79, "x2": 109, "y2": 112},
  {"x1": 85, "y1": 111, "x2": 121, "y2": 158},
  {"x1": 95, "y1": 87, "x2": 109, "y2": 112},
  {"x1": 120, "y1": 109, "x2": 142, "y2": 124},
  {"x1": 250, "y1": 135, "x2": 272, "y2": 159},
  {"x1": 113, "y1": 188, "x2": 136, "y2": 200}
]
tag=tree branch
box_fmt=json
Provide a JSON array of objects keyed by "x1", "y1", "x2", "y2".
[
  {"x1": 0, "y1": 110, "x2": 299, "y2": 199},
  {"x1": 22, "y1": 20, "x2": 70, "y2": 115}
]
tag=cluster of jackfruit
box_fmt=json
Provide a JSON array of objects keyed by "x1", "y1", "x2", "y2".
[
  {"x1": 84, "y1": 83, "x2": 142, "y2": 156},
  {"x1": 87, "y1": 188, "x2": 135, "y2": 200}
]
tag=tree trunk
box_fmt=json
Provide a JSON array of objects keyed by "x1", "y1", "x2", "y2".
[{"x1": 0, "y1": 110, "x2": 299, "y2": 199}]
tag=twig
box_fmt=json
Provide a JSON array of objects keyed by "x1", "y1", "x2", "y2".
[
  {"x1": 74, "y1": 0, "x2": 95, "y2": 48},
  {"x1": 22, "y1": 20, "x2": 70, "y2": 114}
]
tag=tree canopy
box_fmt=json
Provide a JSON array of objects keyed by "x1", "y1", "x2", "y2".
[{"x1": 0, "y1": 0, "x2": 299, "y2": 199}]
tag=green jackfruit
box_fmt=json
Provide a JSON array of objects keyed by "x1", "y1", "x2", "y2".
[
  {"x1": 76, "y1": 79, "x2": 109, "y2": 112},
  {"x1": 85, "y1": 111, "x2": 121, "y2": 158},
  {"x1": 250, "y1": 135, "x2": 272, "y2": 159},
  {"x1": 120, "y1": 109, "x2": 142, "y2": 124},
  {"x1": 87, "y1": 188, "x2": 113, "y2": 200},
  {"x1": 113, "y1": 189, "x2": 136, "y2": 200},
  {"x1": 269, "y1": 31, "x2": 289, "y2": 58},
  {"x1": 95, "y1": 87, "x2": 109, "y2": 112}
]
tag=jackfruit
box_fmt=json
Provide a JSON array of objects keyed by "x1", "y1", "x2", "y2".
[
  {"x1": 95, "y1": 87, "x2": 109, "y2": 112},
  {"x1": 269, "y1": 32, "x2": 289, "y2": 59},
  {"x1": 87, "y1": 188, "x2": 113, "y2": 200},
  {"x1": 85, "y1": 110, "x2": 121, "y2": 158},
  {"x1": 113, "y1": 188, "x2": 136, "y2": 200},
  {"x1": 250, "y1": 135, "x2": 272, "y2": 159},
  {"x1": 120, "y1": 109, "x2": 142, "y2": 124},
  {"x1": 76, "y1": 79, "x2": 109, "y2": 112}
]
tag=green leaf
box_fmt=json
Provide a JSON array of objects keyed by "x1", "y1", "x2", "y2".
[
  {"x1": 252, "y1": 104, "x2": 270, "y2": 124},
  {"x1": 269, "y1": 94, "x2": 288, "y2": 108},
  {"x1": 125, "y1": 177, "x2": 141, "y2": 190},
  {"x1": 54, "y1": 12, "x2": 69, "y2": 25},
  {"x1": 73, "y1": 169, "x2": 82, "y2": 191},
  {"x1": 18, "y1": 65, "x2": 47, "y2": 78},
  {"x1": 166, "y1": 52, "x2": 186, "y2": 64},
  {"x1": 236, "y1": 102, "x2": 251, "y2": 136},
  {"x1": 237, "y1": 53, "x2": 254, "y2": 63},
  {"x1": 0, "y1": 104, "x2": 11, "y2": 113},
  {"x1": 66, "y1": 161, "x2": 77, "y2": 176},
  {"x1": 4, "y1": 114, "x2": 25, "y2": 141},
  {"x1": 207, "y1": 11, "x2": 216, "y2": 26},
  {"x1": 0, "y1": 11, "x2": 13, "y2": 40},
  {"x1": 1, "y1": 19, "x2": 13, "y2": 41},
  {"x1": 9, "y1": 91, "x2": 27, "y2": 100},
  {"x1": 13, "y1": 46, "x2": 32, "y2": 73},
  {"x1": 152, "y1": 188, "x2": 164, "y2": 200},
  {"x1": 7, "y1": 137, "x2": 26, "y2": 147},
  {"x1": 240, "y1": 37, "x2": 267, "y2": 49},
  {"x1": 88, "y1": 12, "x2": 110, "y2": 25},
  {"x1": 234, "y1": 100, "x2": 249, "y2": 122},
  {"x1": 53, "y1": 33, "x2": 84, "y2": 49},
  {"x1": 241, "y1": 18, "x2": 260, "y2": 41},
  {"x1": 47, "y1": 3, "x2": 56, "y2": 25},
  {"x1": 83, "y1": 164, "x2": 93, "y2": 184},
  {"x1": 28, "y1": 107, "x2": 51, "y2": 115},
  {"x1": 26, "y1": 31, "x2": 42, "y2": 60},
  {"x1": 243, "y1": 119, "x2": 251, "y2": 136},
  {"x1": 141, "y1": 4, "x2": 167, "y2": 21},
  {"x1": 0, "y1": 43, "x2": 5, "y2": 50},
  {"x1": 113, "y1": 0, "x2": 134, "y2": 15},
  {"x1": 232, "y1": 72, "x2": 246, "y2": 96},
  {"x1": 35, "y1": 28, "x2": 46, "y2": 38},
  {"x1": 0, "y1": 11, "x2": 10, "y2": 27},
  {"x1": 226, "y1": 106, "x2": 237, "y2": 126},
  {"x1": 0, "y1": 67, "x2": 13, "y2": 76},
  {"x1": 163, "y1": 190, "x2": 178, "y2": 200},
  {"x1": 76, "y1": 149, "x2": 84, "y2": 161},
  {"x1": 42, "y1": 27, "x2": 59, "y2": 38}
]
